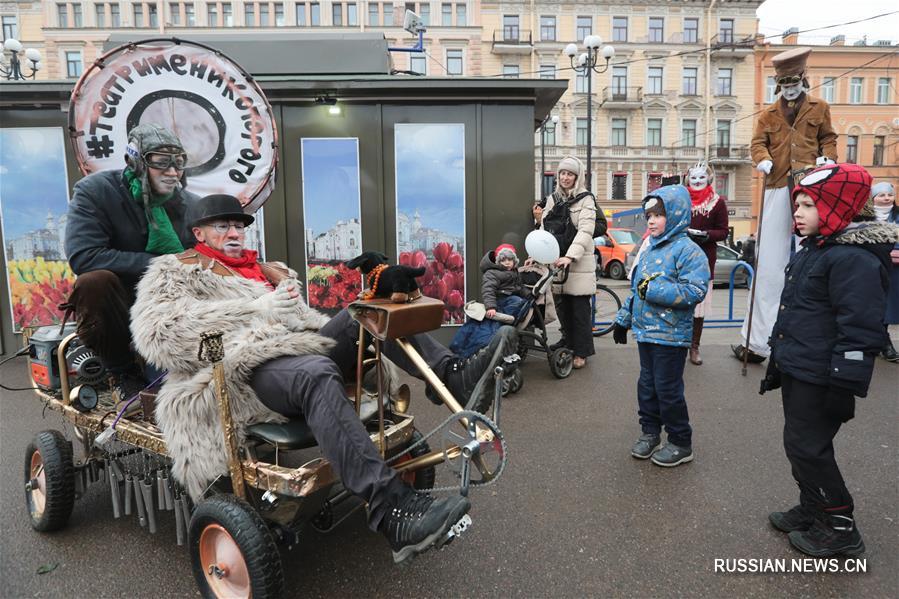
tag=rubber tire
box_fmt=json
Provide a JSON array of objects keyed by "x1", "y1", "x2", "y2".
[
  {"x1": 608, "y1": 261, "x2": 626, "y2": 280},
  {"x1": 189, "y1": 494, "x2": 283, "y2": 599},
  {"x1": 399, "y1": 430, "x2": 436, "y2": 491},
  {"x1": 549, "y1": 348, "x2": 574, "y2": 379},
  {"x1": 24, "y1": 430, "x2": 75, "y2": 532},
  {"x1": 508, "y1": 368, "x2": 524, "y2": 394}
]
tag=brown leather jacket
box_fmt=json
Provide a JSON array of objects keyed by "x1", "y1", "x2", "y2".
[{"x1": 750, "y1": 95, "x2": 838, "y2": 189}]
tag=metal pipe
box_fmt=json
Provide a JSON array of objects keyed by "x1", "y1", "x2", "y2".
[
  {"x1": 586, "y1": 56, "x2": 593, "y2": 191},
  {"x1": 133, "y1": 475, "x2": 147, "y2": 527},
  {"x1": 354, "y1": 323, "x2": 366, "y2": 415},
  {"x1": 107, "y1": 460, "x2": 122, "y2": 519},
  {"x1": 180, "y1": 493, "x2": 192, "y2": 530},
  {"x1": 162, "y1": 471, "x2": 174, "y2": 510},
  {"x1": 394, "y1": 338, "x2": 466, "y2": 414},
  {"x1": 376, "y1": 341, "x2": 386, "y2": 457},
  {"x1": 173, "y1": 494, "x2": 185, "y2": 546},
  {"x1": 140, "y1": 477, "x2": 157, "y2": 534},
  {"x1": 157, "y1": 472, "x2": 166, "y2": 507},
  {"x1": 705, "y1": 0, "x2": 718, "y2": 160},
  {"x1": 123, "y1": 473, "x2": 133, "y2": 516},
  {"x1": 395, "y1": 447, "x2": 461, "y2": 473}
]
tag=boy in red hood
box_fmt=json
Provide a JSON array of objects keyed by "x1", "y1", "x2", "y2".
[{"x1": 760, "y1": 163, "x2": 898, "y2": 557}]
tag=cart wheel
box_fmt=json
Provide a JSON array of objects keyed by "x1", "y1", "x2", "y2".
[
  {"x1": 24, "y1": 430, "x2": 75, "y2": 532},
  {"x1": 396, "y1": 430, "x2": 436, "y2": 491},
  {"x1": 549, "y1": 348, "x2": 573, "y2": 379},
  {"x1": 508, "y1": 368, "x2": 524, "y2": 394},
  {"x1": 501, "y1": 376, "x2": 512, "y2": 397},
  {"x1": 189, "y1": 494, "x2": 283, "y2": 599}
]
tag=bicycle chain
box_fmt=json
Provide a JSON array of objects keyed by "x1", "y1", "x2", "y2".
[{"x1": 386, "y1": 409, "x2": 508, "y2": 494}]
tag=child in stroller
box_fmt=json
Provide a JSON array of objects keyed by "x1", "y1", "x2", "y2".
[{"x1": 451, "y1": 244, "x2": 529, "y2": 359}]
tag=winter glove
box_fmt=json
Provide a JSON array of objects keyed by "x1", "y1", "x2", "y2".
[
  {"x1": 612, "y1": 323, "x2": 628, "y2": 345},
  {"x1": 251, "y1": 286, "x2": 298, "y2": 319},
  {"x1": 636, "y1": 273, "x2": 661, "y2": 300},
  {"x1": 756, "y1": 159, "x2": 773, "y2": 175},
  {"x1": 758, "y1": 361, "x2": 782, "y2": 395},
  {"x1": 687, "y1": 228, "x2": 709, "y2": 243},
  {"x1": 823, "y1": 385, "x2": 856, "y2": 423}
]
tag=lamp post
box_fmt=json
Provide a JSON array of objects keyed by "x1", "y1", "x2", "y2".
[
  {"x1": 0, "y1": 38, "x2": 41, "y2": 80},
  {"x1": 539, "y1": 114, "x2": 559, "y2": 198},
  {"x1": 565, "y1": 35, "x2": 615, "y2": 192}
]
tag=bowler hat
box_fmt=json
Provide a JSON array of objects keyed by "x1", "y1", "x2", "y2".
[{"x1": 189, "y1": 194, "x2": 255, "y2": 228}]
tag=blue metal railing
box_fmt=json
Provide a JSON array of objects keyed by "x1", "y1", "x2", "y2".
[{"x1": 705, "y1": 261, "x2": 754, "y2": 328}]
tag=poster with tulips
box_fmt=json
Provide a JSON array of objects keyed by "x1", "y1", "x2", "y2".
[
  {"x1": 395, "y1": 124, "x2": 466, "y2": 324},
  {"x1": 300, "y1": 138, "x2": 363, "y2": 313},
  {"x1": 0, "y1": 127, "x2": 75, "y2": 333}
]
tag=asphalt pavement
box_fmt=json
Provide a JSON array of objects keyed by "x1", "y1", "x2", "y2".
[{"x1": 1, "y1": 289, "x2": 897, "y2": 598}]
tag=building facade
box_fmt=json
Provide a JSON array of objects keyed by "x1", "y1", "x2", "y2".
[{"x1": 752, "y1": 34, "x2": 899, "y2": 216}]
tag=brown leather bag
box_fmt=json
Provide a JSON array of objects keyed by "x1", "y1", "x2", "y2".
[{"x1": 348, "y1": 296, "x2": 445, "y2": 341}]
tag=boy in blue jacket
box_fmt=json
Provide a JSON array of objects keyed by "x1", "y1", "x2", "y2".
[
  {"x1": 760, "y1": 163, "x2": 896, "y2": 557},
  {"x1": 613, "y1": 185, "x2": 710, "y2": 467}
]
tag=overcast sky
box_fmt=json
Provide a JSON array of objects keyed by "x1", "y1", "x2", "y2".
[{"x1": 756, "y1": 0, "x2": 899, "y2": 45}]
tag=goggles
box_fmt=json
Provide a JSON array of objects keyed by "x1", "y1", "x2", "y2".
[
  {"x1": 205, "y1": 221, "x2": 247, "y2": 234},
  {"x1": 776, "y1": 74, "x2": 804, "y2": 86},
  {"x1": 144, "y1": 152, "x2": 188, "y2": 170}
]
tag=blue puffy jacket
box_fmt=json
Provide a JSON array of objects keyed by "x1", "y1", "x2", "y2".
[{"x1": 615, "y1": 185, "x2": 710, "y2": 347}]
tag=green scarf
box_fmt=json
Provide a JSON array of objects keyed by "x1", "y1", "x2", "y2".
[{"x1": 123, "y1": 168, "x2": 184, "y2": 255}]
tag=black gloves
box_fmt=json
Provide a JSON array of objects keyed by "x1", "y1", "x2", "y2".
[
  {"x1": 758, "y1": 361, "x2": 781, "y2": 395},
  {"x1": 613, "y1": 323, "x2": 628, "y2": 345},
  {"x1": 636, "y1": 273, "x2": 662, "y2": 300},
  {"x1": 824, "y1": 386, "x2": 856, "y2": 423}
]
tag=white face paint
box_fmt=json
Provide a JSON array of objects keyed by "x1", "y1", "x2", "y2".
[
  {"x1": 781, "y1": 82, "x2": 804, "y2": 101},
  {"x1": 688, "y1": 167, "x2": 709, "y2": 190}
]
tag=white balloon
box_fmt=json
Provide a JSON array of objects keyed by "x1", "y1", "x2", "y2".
[{"x1": 525, "y1": 230, "x2": 560, "y2": 264}]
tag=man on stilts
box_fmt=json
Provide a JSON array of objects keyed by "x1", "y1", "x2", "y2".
[{"x1": 732, "y1": 47, "x2": 838, "y2": 363}]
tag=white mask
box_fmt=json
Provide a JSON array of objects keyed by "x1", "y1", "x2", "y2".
[
  {"x1": 781, "y1": 82, "x2": 804, "y2": 101},
  {"x1": 688, "y1": 166, "x2": 709, "y2": 190}
]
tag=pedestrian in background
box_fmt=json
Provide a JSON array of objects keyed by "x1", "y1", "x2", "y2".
[
  {"x1": 612, "y1": 185, "x2": 709, "y2": 467},
  {"x1": 760, "y1": 163, "x2": 897, "y2": 558},
  {"x1": 869, "y1": 182, "x2": 899, "y2": 362},
  {"x1": 533, "y1": 155, "x2": 600, "y2": 370}
]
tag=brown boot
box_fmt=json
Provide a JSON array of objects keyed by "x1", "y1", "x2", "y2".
[{"x1": 689, "y1": 317, "x2": 704, "y2": 365}]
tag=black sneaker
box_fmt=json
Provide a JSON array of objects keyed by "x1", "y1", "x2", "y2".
[
  {"x1": 769, "y1": 504, "x2": 816, "y2": 533},
  {"x1": 882, "y1": 339, "x2": 899, "y2": 363},
  {"x1": 380, "y1": 492, "x2": 471, "y2": 565},
  {"x1": 446, "y1": 326, "x2": 518, "y2": 413},
  {"x1": 788, "y1": 514, "x2": 865, "y2": 557},
  {"x1": 731, "y1": 344, "x2": 767, "y2": 364},
  {"x1": 650, "y1": 442, "x2": 693, "y2": 467},
  {"x1": 631, "y1": 433, "x2": 662, "y2": 460}
]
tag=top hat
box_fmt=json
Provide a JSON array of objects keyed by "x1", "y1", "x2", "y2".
[
  {"x1": 189, "y1": 194, "x2": 255, "y2": 228},
  {"x1": 772, "y1": 47, "x2": 811, "y2": 79}
]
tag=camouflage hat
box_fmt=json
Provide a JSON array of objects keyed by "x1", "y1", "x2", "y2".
[{"x1": 126, "y1": 123, "x2": 184, "y2": 155}]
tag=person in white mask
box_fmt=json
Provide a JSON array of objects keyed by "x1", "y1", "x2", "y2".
[
  {"x1": 870, "y1": 182, "x2": 899, "y2": 362},
  {"x1": 733, "y1": 48, "x2": 838, "y2": 364}
]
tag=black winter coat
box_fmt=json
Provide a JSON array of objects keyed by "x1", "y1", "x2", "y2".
[
  {"x1": 480, "y1": 251, "x2": 524, "y2": 310},
  {"x1": 64, "y1": 170, "x2": 199, "y2": 288},
  {"x1": 769, "y1": 221, "x2": 897, "y2": 396}
]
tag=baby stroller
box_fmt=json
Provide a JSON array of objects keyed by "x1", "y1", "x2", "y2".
[{"x1": 501, "y1": 265, "x2": 574, "y2": 394}]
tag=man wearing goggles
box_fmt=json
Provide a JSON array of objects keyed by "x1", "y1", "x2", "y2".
[
  {"x1": 734, "y1": 47, "x2": 838, "y2": 364},
  {"x1": 64, "y1": 123, "x2": 201, "y2": 410}
]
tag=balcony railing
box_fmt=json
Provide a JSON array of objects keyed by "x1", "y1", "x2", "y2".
[
  {"x1": 709, "y1": 145, "x2": 750, "y2": 161},
  {"x1": 492, "y1": 28, "x2": 533, "y2": 54},
  {"x1": 601, "y1": 86, "x2": 643, "y2": 105},
  {"x1": 539, "y1": 145, "x2": 747, "y2": 162}
]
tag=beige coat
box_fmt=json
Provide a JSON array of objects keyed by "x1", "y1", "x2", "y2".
[
  {"x1": 540, "y1": 192, "x2": 597, "y2": 296},
  {"x1": 750, "y1": 95, "x2": 838, "y2": 189}
]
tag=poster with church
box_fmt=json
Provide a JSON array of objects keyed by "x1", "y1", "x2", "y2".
[
  {"x1": 300, "y1": 138, "x2": 363, "y2": 313},
  {"x1": 395, "y1": 123, "x2": 466, "y2": 325},
  {"x1": 0, "y1": 127, "x2": 76, "y2": 333}
]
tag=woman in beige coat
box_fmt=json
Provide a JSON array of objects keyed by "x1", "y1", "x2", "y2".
[{"x1": 533, "y1": 155, "x2": 598, "y2": 368}]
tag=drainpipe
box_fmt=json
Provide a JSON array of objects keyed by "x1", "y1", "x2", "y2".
[{"x1": 705, "y1": 0, "x2": 717, "y2": 161}]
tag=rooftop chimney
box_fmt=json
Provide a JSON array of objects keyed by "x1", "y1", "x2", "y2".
[
  {"x1": 829, "y1": 35, "x2": 845, "y2": 46},
  {"x1": 782, "y1": 27, "x2": 799, "y2": 45}
]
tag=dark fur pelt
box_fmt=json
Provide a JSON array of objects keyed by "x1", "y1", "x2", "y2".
[
  {"x1": 347, "y1": 251, "x2": 425, "y2": 302},
  {"x1": 131, "y1": 254, "x2": 333, "y2": 500}
]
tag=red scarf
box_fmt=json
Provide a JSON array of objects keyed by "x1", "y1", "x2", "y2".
[
  {"x1": 688, "y1": 185, "x2": 714, "y2": 208},
  {"x1": 194, "y1": 243, "x2": 271, "y2": 287}
]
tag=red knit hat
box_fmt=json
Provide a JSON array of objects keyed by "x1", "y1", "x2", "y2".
[
  {"x1": 494, "y1": 243, "x2": 519, "y2": 265},
  {"x1": 791, "y1": 163, "x2": 872, "y2": 237}
]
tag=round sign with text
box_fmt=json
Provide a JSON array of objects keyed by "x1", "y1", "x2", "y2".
[{"x1": 69, "y1": 38, "x2": 277, "y2": 212}]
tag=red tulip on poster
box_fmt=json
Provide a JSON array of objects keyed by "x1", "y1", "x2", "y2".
[
  {"x1": 433, "y1": 242, "x2": 452, "y2": 264},
  {"x1": 447, "y1": 253, "x2": 464, "y2": 270},
  {"x1": 413, "y1": 250, "x2": 428, "y2": 269},
  {"x1": 399, "y1": 252, "x2": 412, "y2": 266},
  {"x1": 447, "y1": 290, "x2": 463, "y2": 310}
]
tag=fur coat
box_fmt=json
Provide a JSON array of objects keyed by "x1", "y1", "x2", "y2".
[{"x1": 130, "y1": 253, "x2": 334, "y2": 500}]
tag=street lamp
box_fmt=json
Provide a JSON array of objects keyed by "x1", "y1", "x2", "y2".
[
  {"x1": 539, "y1": 114, "x2": 560, "y2": 198},
  {"x1": 0, "y1": 38, "x2": 41, "y2": 80},
  {"x1": 565, "y1": 35, "x2": 615, "y2": 191}
]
